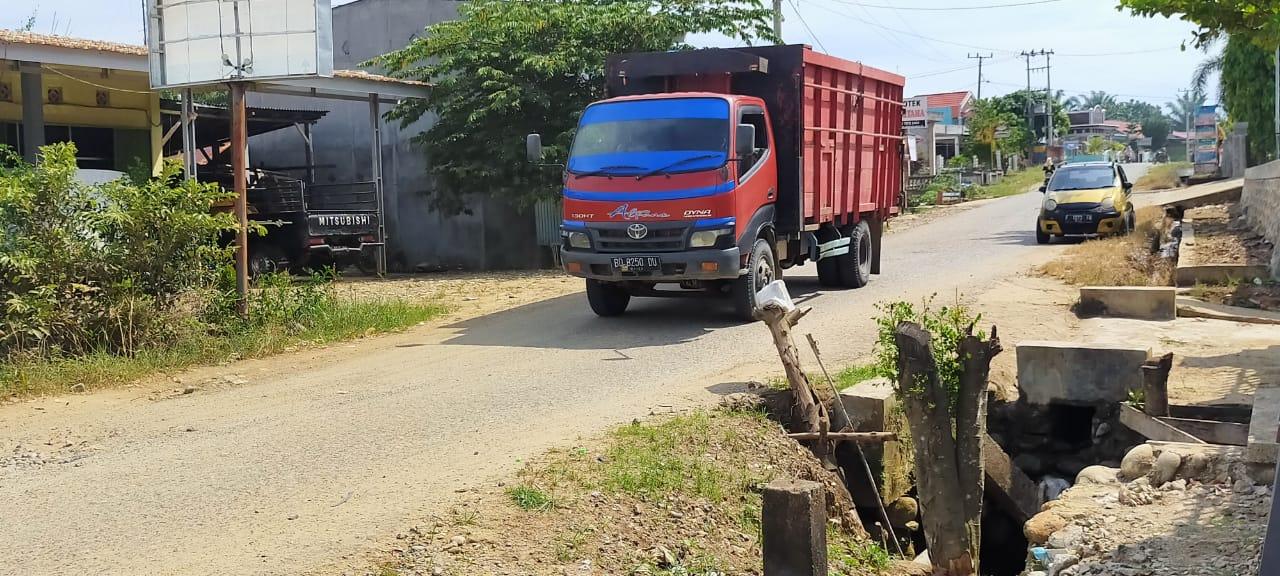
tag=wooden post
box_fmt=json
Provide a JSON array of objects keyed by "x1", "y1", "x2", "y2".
[
  {"x1": 230, "y1": 82, "x2": 250, "y2": 316},
  {"x1": 762, "y1": 479, "x2": 826, "y2": 576},
  {"x1": 759, "y1": 304, "x2": 825, "y2": 436},
  {"x1": 956, "y1": 327, "x2": 1001, "y2": 562},
  {"x1": 1142, "y1": 352, "x2": 1174, "y2": 417},
  {"x1": 894, "y1": 322, "x2": 973, "y2": 575}
]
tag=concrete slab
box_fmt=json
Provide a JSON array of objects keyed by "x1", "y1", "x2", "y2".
[
  {"x1": 1016, "y1": 341, "x2": 1151, "y2": 405},
  {"x1": 1160, "y1": 417, "x2": 1248, "y2": 446},
  {"x1": 1247, "y1": 387, "x2": 1280, "y2": 465},
  {"x1": 1132, "y1": 178, "x2": 1243, "y2": 210},
  {"x1": 1177, "y1": 298, "x2": 1280, "y2": 325},
  {"x1": 982, "y1": 435, "x2": 1040, "y2": 523},
  {"x1": 1119, "y1": 404, "x2": 1206, "y2": 444},
  {"x1": 1176, "y1": 264, "x2": 1272, "y2": 287},
  {"x1": 1079, "y1": 286, "x2": 1176, "y2": 320},
  {"x1": 840, "y1": 378, "x2": 912, "y2": 507}
]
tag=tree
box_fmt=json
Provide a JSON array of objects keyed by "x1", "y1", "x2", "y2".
[
  {"x1": 1067, "y1": 91, "x2": 1118, "y2": 111},
  {"x1": 985, "y1": 90, "x2": 1068, "y2": 147},
  {"x1": 1085, "y1": 135, "x2": 1109, "y2": 155},
  {"x1": 1220, "y1": 35, "x2": 1276, "y2": 164},
  {"x1": 965, "y1": 99, "x2": 1023, "y2": 166},
  {"x1": 1166, "y1": 89, "x2": 1206, "y2": 130},
  {"x1": 1118, "y1": 1, "x2": 1280, "y2": 49},
  {"x1": 1141, "y1": 114, "x2": 1172, "y2": 150},
  {"x1": 372, "y1": 0, "x2": 777, "y2": 214},
  {"x1": 1108, "y1": 99, "x2": 1164, "y2": 123}
]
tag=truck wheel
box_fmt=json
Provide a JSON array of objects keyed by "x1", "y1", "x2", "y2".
[
  {"x1": 248, "y1": 244, "x2": 283, "y2": 278},
  {"x1": 838, "y1": 221, "x2": 872, "y2": 288},
  {"x1": 732, "y1": 239, "x2": 776, "y2": 321},
  {"x1": 586, "y1": 279, "x2": 630, "y2": 317}
]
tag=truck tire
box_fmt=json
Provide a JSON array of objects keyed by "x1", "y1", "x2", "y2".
[
  {"x1": 248, "y1": 244, "x2": 283, "y2": 278},
  {"x1": 732, "y1": 239, "x2": 776, "y2": 321},
  {"x1": 838, "y1": 221, "x2": 872, "y2": 288},
  {"x1": 586, "y1": 279, "x2": 630, "y2": 317}
]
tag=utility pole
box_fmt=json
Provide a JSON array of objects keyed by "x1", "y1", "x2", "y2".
[
  {"x1": 773, "y1": 0, "x2": 783, "y2": 38},
  {"x1": 1021, "y1": 49, "x2": 1054, "y2": 158},
  {"x1": 1021, "y1": 51, "x2": 1033, "y2": 123},
  {"x1": 1044, "y1": 50, "x2": 1055, "y2": 149},
  {"x1": 968, "y1": 53, "x2": 992, "y2": 100},
  {"x1": 1180, "y1": 88, "x2": 1194, "y2": 164}
]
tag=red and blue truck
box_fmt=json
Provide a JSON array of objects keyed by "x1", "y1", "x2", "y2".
[{"x1": 527, "y1": 44, "x2": 906, "y2": 319}]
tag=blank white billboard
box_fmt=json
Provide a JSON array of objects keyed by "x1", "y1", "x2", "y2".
[{"x1": 146, "y1": 0, "x2": 333, "y2": 89}]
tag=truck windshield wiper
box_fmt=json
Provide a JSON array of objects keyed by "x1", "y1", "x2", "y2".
[
  {"x1": 636, "y1": 154, "x2": 723, "y2": 180},
  {"x1": 575, "y1": 164, "x2": 645, "y2": 178}
]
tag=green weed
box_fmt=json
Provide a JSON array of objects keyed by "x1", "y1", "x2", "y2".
[{"x1": 507, "y1": 484, "x2": 555, "y2": 511}]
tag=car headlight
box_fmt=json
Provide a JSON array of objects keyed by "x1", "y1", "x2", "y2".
[
  {"x1": 1100, "y1": 196, "x2": 1115, "y2": 211},
  {"x1": 1044, "y1": 198, "x2": 1058, "y2": 211},
  {"x1": 566, "y1": 231, "x2": 591, "y2": 249},
  {"x1": 690, "y1": 228, "x2": 733, "y2": 248}
]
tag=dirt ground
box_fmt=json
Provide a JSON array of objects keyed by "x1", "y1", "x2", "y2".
[
  {"x1": 1184, "y1": 203, "x2": 1275, "y2": 267},
  {"x1": 332, "y1": 270, "x2": 583, "y2": 319}
]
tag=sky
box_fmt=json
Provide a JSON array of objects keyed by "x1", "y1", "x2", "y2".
[{"x1": 3, "y1": 0, "x2": 1216, "y2": 109}]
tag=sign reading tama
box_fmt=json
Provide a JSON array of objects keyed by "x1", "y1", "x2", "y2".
[{"x1": 145, "y1": 0, "x2": 334, "y2": 89}]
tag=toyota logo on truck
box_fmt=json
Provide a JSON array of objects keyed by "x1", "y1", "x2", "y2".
[{"x1": 626, "y1": 223, "x2": 649, "y2": 239}]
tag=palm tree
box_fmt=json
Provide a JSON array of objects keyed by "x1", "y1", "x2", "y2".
[
  {"x1": 1165, "y1": 89, "x2": 1206, "y2": 132},
  {"x1": 1192, "y1": 40, "x2": 1227, "y2": 105},
  {"x1": 1067, "y1": 91, "x2": 1118, "y2": 111}
]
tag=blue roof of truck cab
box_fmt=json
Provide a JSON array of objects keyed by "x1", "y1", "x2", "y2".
[{"x1": 580, "y1": 97, "x2": 729, "y2": 124}]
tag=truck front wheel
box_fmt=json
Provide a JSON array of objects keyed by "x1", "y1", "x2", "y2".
[
  {"x1": 586, "y1": 279, "x2": 630, "y2": 317},
  {"x1": 732, "y1": 239, "x2": 777, "y2": 321},
  {"x1": 838, "y1": 221, "x2": 872, "y2": 288}
]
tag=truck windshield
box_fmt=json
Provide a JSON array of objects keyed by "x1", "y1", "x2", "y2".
[
  {"x1": 568, "y1": 98, "x2": 729, "y2": 176},
  {"x1": 1047, "y1": 166, "x2": 1116, "y2": 191}
]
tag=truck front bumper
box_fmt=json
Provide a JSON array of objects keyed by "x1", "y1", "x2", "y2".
[{"x1": 560, "y1": 247, "x2": 743, "y2": 282}]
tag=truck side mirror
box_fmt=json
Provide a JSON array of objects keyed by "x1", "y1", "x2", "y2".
[
  {"x1": 526, "y1": 133, "x2": 543, "y2": 163},
  {"x1": 736, "y1": 124, "x2": 756, "y2": 169}
]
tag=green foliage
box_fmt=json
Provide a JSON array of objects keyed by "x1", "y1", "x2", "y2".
[
  {"x1": 834, "y1": 364, "x2": 878, "y2": 390},
  {"x1": 1107, "y1": 99, "x2": 1165, "y2": 123},
  {"x1": 372, "y1": 0, "x2": 778, "y2": 214},
  {"x1": 1221, "y1": 35, "x2": 1276, "y2": 164},
  {"x1": 1118, "y1": 0, "x2": 1280, "y2": 49},
  {"x1": 1086, "y1": 135, "x2": 1110, "y2": 155},
  {"x1": 828, "y1": 535, "x2": 891, "y2": 573},
  {"x1": 507, "y1": 484, "x2": 556, "y2": 511},
  {"x1": 873, "y1": 296, "x2": 983, "y2": 408},
  {"x1": 1068, "y1": 90, "x2": 1118, "y2": 111},
  {"x1": 1142, "y1": 114, "x2": 1172, "y2": 150},
  {"x1": 0, "y1": 143, "x2": 235, "y2": 359},
  {"x1": 1166, "y1": 89, "x2": 1206, "y2": 128},
  {"x1": 983, "y1": 90, "x2": 1069, "y2": 149}
]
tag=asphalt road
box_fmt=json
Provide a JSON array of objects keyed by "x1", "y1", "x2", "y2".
[{"x1": 0, "y1": 168, "x2": 1148, "y2": 575}]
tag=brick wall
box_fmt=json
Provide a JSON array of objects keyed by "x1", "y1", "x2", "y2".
[{"x1": 1242, "y1": 159, "x2": 1280, "y2": 278}]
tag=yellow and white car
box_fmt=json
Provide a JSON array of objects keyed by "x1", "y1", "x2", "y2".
[{"x1": 1036, "y1": 162, "x2": 1135, "y2": 244}]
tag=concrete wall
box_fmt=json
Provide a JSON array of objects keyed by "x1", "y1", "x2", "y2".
[
  {"x1": 1241, "y1": 159, "x2": 1280, "y2": 278},
  {"x1": 249, "y1": 0, "x2": 540, "y2": 271}
]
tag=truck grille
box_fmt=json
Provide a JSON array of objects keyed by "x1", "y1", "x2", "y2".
[{"x1": 594, "y1": 226, "x2": 687, "y2": 252}]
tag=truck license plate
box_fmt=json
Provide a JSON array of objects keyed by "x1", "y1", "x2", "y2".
[
  {"x1": 611, "y1": 256, "x2": 661, "y2": 272},
  {"x1": 1067, "y1": 214, "x2": 1093, "y2": 223}
]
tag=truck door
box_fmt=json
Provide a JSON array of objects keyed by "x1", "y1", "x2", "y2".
[{"x1": 735, "y1": 104, "x2": 776, "y2": 227}]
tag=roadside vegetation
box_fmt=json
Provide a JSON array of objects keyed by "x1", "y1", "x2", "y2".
[
  {"x1": 0, "y1": 144, "x2": 444, "y2": 398},
  {"x1": 382, "y1": 409, "x2": 892, "y2": 575},
  {"x1": 1134, "y1": 162, "x2": 1192, "y2": 191},
  {"x1": 1039, "y1": 206, "x2": 1172, "y2": 286},
  {"x1": 967, "y1": 168, "x2": 1045, "y2": 200}
]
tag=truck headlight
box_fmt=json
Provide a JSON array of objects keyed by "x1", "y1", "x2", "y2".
[
  {"x1": 566, "y1": 231, "x2": 591, "y2": 249},
  {"x1": 1100, "y1": 196, "x2": 1115, "y2": 211},
  {"x1": 690, "y1": 228, "x2": 733, "y2": 248},
  {"x1": 1044, "y1": 198, "x2": 1058, "y2": 211}
]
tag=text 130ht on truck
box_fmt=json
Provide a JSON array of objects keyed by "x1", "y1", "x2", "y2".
[{"x1": 527, "y1": 45, "x2": 906, "y2": 319}]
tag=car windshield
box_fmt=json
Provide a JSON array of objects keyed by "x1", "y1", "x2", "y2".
[
  {"x1": 1048, "y1": 166, "x2": 1116, "y2": 191},
  {"x1": 568, "y1": 98, "x2": 729, "y2": 176}
]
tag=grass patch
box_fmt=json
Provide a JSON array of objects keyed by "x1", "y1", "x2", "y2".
[
  {"x1": 968, "y1": 169, "x2": 1044, "y2": 200},
  {"x1": 834, "y1": 363, "x2": 879, "y2": 390},
  {"x1": 829, "y1": 534, "x2": 891, "y2": 573},
  {"x1": 1040, "y1": 206, "x2": 1171, "y2": 287},
  {"x1": 1135, "y1": 162, "x2": 1191, "y2": 191},
  {"x1": 507, "y1": 484, "x2": 555, "y2": 511},
  {"x1": 0, "y1": 297, "x2": 446, "y2": 398}
]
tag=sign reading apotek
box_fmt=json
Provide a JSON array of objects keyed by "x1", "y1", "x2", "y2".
[{"x1": 903, "y1": 96, "x2": 929, "y2": 127}]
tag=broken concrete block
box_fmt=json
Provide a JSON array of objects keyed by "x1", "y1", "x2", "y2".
[
  {"x1": 1247, "y1": 388, "x2": 1280, "y2": 465},
  {"x1": 1078, "y1": 286, "x2": 1176, "y2": 320},
  {"x1": 1016, "y1": 341, "x2": 1150, "y2": 405},
  {"x1": 762, "y1": 479, "x2": 826, "y2": 576},
  {"x1": 983, "y1": 435, "x2": 1040, "y2": 523},
  {"x1": 840, "y1": 378, "x2": 912, "y2": 506}
]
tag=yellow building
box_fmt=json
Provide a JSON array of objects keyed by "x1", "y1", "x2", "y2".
[{"x1": 0, "y1": 30, "x2": 162, "y2": 172}]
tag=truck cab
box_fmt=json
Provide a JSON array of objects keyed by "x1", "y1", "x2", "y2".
[{"x1": 530, "y1": 45, "x2": 905, "y2": 320}]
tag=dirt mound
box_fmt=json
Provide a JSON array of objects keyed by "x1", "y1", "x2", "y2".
[{"x1": 369, "y1": 409, "x2": 897, "y2": 575}]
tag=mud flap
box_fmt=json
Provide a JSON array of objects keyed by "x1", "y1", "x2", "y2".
[{"x1": 868, "y1": 217, "x2": 883, "y2": 274}]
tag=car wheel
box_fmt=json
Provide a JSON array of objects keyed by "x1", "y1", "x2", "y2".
[
  {"x1": 838, "y1": 221, "x2": 872, "y2": 288},
  {"x1": 586, "y1": 279, "x2": 630, "y2": 317},
  {"x1": 1035, "y1": 219, "x2": 1051, "y2": 245},
  {"x1": 732, "y1": 238, "x2": 776, "y2": 321}
]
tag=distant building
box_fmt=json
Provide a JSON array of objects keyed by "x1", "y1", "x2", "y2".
[{"x1": 904, "y1": 90, "x2": 973, "y2": 173}]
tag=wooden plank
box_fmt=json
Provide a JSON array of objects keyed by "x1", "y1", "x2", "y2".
[
  {"x1": 1120, "y1": 404, "x2": 1206, "y2": 444},
  {"x1": 1159, "y1": 417, "x2": 1249, "y2": 446},
  {"x1": 981, "y1": 435, "x2": 1039, "y2": 523}
]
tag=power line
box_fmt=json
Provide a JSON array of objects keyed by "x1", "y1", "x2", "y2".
[
  {"x1": 808, "y1": 0, "x2": 1014, "y2": 53},
  {"x1": 968, "y1": 53, "x2": 993, "y2": 99},
  {"x1": 834, "y1": 0, "x2": 1064, "y2": 11},
  {"x1": 787, "y1": 0, "x2": 828, "y2": 52}
]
